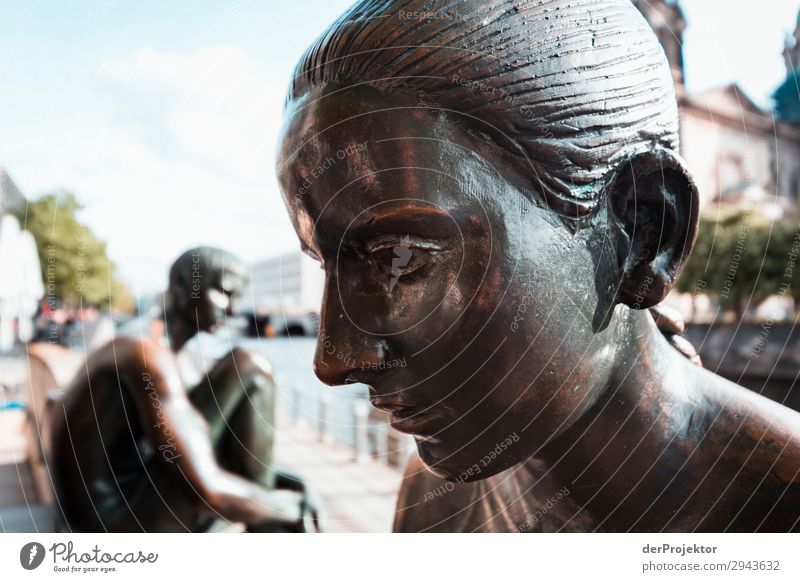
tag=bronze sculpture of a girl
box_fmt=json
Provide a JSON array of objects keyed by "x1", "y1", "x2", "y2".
[{"x1": 277, "y1": 0, "x2": 800, "y2": 531}]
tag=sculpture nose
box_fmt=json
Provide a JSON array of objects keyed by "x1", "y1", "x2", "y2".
[
  {"x1": 313, "y1": 282, "x2": 386, "y2": 386},
  {"x1": 313, "y1": 322, "x2": 386, "y2": 385}
]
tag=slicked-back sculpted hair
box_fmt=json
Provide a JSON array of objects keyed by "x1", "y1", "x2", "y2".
[
  {"x1": 287, "y1": 0, "x2": 679, "y2": 223},
  {"x1": 166, "y1": 246, "x2": 244, "y2": 311}
]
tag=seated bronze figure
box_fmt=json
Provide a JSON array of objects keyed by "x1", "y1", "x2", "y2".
[
  {"x1": 277, "y1": 0, "x2": 800, "y2": 531},
  {"x1": 50, "y1": 247, "x2": 317, "y2": 532}
]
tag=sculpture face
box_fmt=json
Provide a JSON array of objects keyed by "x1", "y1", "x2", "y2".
[
  {"x1": 195, "y1": 266, "x2": 245, "y2": 332},
  {"x1": 278, "y1": 86, "x2": 624, "y2": 480},
  {"x1": 171, "y1": 256, "x2": 246, "y2": 334}
]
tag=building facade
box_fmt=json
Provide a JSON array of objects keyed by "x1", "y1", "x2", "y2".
[
  {"x1": 243, "y1": 251, "x2": 324, "y2": 314},
  {"x1": 0, "y1": 166, "x2": 26, "y2": 216},
  {"x1": 634, "y1": 0, "x2": 800, "y2": 213}
]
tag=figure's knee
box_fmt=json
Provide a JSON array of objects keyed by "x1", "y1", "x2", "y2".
[{"x1": 229, "y1": 348, "x2": 276, "y2": 396}]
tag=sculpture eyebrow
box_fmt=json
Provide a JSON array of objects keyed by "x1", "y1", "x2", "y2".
[{"x1": 349, "y1": 206, "x2": 453, "y2": 235}]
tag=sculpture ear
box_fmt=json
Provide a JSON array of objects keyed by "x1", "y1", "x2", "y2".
[{"x1": 607, "y1": 149, "x2": 699, "y2": 310}]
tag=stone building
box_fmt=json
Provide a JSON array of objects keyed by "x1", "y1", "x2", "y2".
[
  {"x1": 243, "y1": 250, "x2": 324, "y2": 313},
  {"x1": 0, "y1": 166, "x2": 26, "y2": 216},
  {"x1": 634, "y1": 0, "x2": 800, "y2": 214},
  {"x1": 775, "y1": 11, "x2": 800, "y2": 125}
]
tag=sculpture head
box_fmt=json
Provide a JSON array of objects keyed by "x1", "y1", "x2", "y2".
[
  {"x1": 165, "y1": 246, "x2": 247, "y2": 338},
  {"x1": 277, "y1": 0, "x2": 699, "y2": 480}
]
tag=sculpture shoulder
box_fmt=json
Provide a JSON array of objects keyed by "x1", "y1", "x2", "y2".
[
  {"x1": 224, "y1": 346, "x2": 274, "y2": 380},
  {"x1": 72, "y1": 336, "x2": 186, "y2": 405},
  {"x1": 699, "y1": 366, "x2": 800, "y2": 440},
  {"x1": 85, "y1": 336, "x2": 165, "y2": 372},
  {"x1": 205, "y1": 346, "x2": 275, "y2": 393},
  {"x1": 56, "y1": 337, "x2": 172, "y2": 430},
  {"x1": 692, "y1": 366, "x2": 800, "y2": 485}
]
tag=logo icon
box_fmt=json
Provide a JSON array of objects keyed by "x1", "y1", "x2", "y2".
[
  {"x1": 389, "y1": 236, "x2": 412, "y2": 292},
  {"x1": 20, "y1": 542, "x2": 46, "y2": 570}
]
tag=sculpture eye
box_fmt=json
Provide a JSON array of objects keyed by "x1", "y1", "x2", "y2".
[
  {"x1": 367, "y1": 236, "x2": 437, "y2": 290},
  {"x1": 208, "y1": 288, "x2": 230, "y2": 310}
]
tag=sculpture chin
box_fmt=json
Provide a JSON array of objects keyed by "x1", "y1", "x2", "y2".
[{"x1": 415, "y1": 437, "x2": 518, "y2": 483}]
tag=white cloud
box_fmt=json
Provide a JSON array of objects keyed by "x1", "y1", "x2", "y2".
[
  {"x1": 102, "y1": 46, "x2": 278, "y2": 180},
  {"x1": 73, "y1": 45, "x2": 298, "y2": 295}
]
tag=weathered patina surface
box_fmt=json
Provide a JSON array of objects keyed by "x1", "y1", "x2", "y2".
[
  {"x1": 50, "y1": 248, "x2": 316, "y2": 532},
  {"x1": 278, "y1": 0, "x2": 800, "y2": 531}
]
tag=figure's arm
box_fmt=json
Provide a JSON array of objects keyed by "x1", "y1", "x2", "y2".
[
  {"x1": 99, "y1": 338, "x2": 304, "y2": 528},
  {"x1": 216, "y1": 351, "x2": 322, "y2": 532},
  {"x1": 216, "y1": 350, "x2": 278, "y2": 490}
]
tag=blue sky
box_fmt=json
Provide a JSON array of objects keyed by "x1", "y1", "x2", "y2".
[{"x1": 1, "y1": 0, "x2": 800, "y2": 295}]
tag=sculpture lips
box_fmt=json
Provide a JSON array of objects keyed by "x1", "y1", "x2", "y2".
[
  {"x1": 369, "y1": 395, "x2": 442, "y2": 435},
  {"x1": 389, "y1": 406, "x2": 443, "y2": 435}
]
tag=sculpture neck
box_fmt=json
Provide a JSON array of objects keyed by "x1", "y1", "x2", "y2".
[
  {"x1": 530, "y1": 307, "x2": 694, "y2": 516},
  {"x1": 165, "y1": 308, "x2": 197, "y2": 354}
]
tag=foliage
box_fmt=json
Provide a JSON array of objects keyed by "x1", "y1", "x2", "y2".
[
  {"x1": 676, "y1": 207, "x2": 800, "y2": 317},
  {"x1": 773, "y1": 70, "x2": 800, "y2": 126},
  {"x1": 12, "y1": 192, "x2": 133, "y2": 311}
]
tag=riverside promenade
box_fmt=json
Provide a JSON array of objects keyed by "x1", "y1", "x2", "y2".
[{"x1": 0, "y1": 349, "x2": 405, "y2": 533}]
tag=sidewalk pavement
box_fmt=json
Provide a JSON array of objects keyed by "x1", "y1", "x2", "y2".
[
  {"x1": 274, "y1": 414, "x2": 404, "y2": 533},
  {"x1": 0, "y1": 354, "x2": 27, "y2": 398},
  {"x1": 0, "y1": 405, "x2": 405, "y2": 532}
]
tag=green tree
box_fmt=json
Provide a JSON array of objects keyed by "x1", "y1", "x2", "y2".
[
  {"x1": 13, "y1": 192, "x2": 132, "y2": 311},
  {"x1": 677, "y1": 207, "x2": 800, "y2": 319}
]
